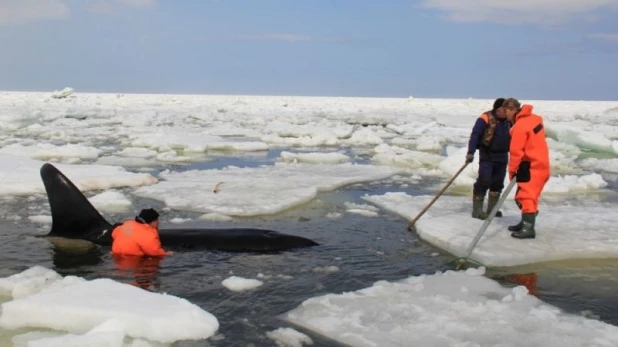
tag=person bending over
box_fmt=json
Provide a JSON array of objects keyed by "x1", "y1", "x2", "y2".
[
  {"x1": 111, "y1": 208, "x2": 174, "y2": 256},
  {"x1": 503, "y1": 98, "x2": 550, "y2": 239}
]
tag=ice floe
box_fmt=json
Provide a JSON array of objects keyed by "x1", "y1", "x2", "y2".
[
  {"x1": 0, "y1": 154, "x2": 157, "y2": 196},
  {"x1": 221, "y1": 276, "x2": 264, "y2": 292},
  {"x1": 133, "y1": 162, "x2": 405, "y2": 217},
  {"x1": 0, "y1": 266, "x2": 219, "y2": 345},
  {"x1": 284, "y1": 267, "x2": 618, "y2": 347},
  {"x1": 363, "y1": 192, "x2": 618, "y2": 267}
]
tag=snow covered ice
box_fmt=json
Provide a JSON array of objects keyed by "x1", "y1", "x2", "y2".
[
  {"x1": 0, "y1": 267, "x2": 219, "y2": 346},
  {"x1": 0, "y1": 153, "x2": 157, "y2": 196},
  {"x1": 221, "y1": 276, "x2": 264, "y2": 292},
  {"x1": 364, "y1": 193, "x2": 618, "y2": 267},
  {"x1": 284, "y1": 268, "x2": 618, "y2": 347},
  {"x1": 133, "y1": 162, "x2": 405, "y2": 217}
]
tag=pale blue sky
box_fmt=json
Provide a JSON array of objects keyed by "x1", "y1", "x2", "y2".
[{"x1": 1, "y1": 0, "x2": 617, "y2": 100}]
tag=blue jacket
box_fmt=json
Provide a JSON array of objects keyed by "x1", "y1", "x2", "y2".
[{"x1": 467, "y1": 111, "x2": 511, "y2": 163}]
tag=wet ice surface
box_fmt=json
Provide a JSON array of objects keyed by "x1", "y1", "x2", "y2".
[
  {"x1": 0, "y1": 91, "x2": 617, "y2": 346},
  {"x1": 365, "y1": 193, "x2": 618, "y2": 267},
  {"x1": 284, "y1": 267, "x2": 618, "y2": 347}
]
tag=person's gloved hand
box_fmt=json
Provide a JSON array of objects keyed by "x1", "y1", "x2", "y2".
[{"x1": 465, "y1": 153, "x2": 474, "y2": 163}]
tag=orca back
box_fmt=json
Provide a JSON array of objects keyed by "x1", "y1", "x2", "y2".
[{"x1": 40, "y1": 163, "x2": 113, "y2": 240}]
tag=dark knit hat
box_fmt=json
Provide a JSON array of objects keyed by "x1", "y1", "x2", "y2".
[
  {"x1": 493, "y1": 98, "x2": 505, "y2": 110},
  {"x1": 136, "y1": 208, "x2": 159, "y2": 224}
]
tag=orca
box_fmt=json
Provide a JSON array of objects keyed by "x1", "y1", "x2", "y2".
[{"x1": 39, "y1": 163, "x2": 319, "y2": 253}]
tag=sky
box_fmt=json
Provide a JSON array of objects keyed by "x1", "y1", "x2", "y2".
[{"x1": 0, "y1": 0, "x2": 617, "y2": 101}]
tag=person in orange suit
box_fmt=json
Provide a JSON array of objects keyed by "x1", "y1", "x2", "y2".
[
  {"x1": 502, "y1": 98, "x2": 550, "y2": 239},
  {"x1": 111, "y1": 208, "x2": 174, "y2": 256}
]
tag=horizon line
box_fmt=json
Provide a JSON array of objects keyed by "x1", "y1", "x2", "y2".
[{"x1": 1, "y1": 88, "x2": 616, "y2": 103}]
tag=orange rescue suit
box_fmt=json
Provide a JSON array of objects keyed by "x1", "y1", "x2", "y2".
[
  {"x1": 111, "y1": 220, "x2": 167, "y2": 256},
  {"x1": 508, "y1": 104, "x2": 550, "y2": 213}
]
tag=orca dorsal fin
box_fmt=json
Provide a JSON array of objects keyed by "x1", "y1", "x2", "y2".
[{"x1": 40, "y1": 163, "x2": 112, "y2": 238}]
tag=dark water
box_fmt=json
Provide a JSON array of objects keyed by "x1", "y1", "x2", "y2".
[{"x1": 1, "y1": 150, "x2": 618, "y2": 346}]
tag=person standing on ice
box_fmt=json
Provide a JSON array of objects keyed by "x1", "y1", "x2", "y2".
[
  {"x1": 111, "y1": 208, "x2": 174, "y2": 256},
  {"x1": 466, "y1": 98, "x2": 511, "y2": 220},
  {"x1": 503, "y1": 98, "x2": 550, "y2": 239}
]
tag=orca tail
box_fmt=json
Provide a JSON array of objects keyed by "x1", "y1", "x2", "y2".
[{"x1": 40, "y1": 163, "x2": 113, "y2": 239}]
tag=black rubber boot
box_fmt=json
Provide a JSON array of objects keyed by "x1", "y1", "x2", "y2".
[
  {"x1": 508, "y1": 211, "x2": 538, "y2": 231},
  {"x1": 486, "y1": 191, "x2": 503, "y2": 217},
  {"x1": 508, "y1": 217, "x2": 522, "y2": 231},
  {"x1": 511, "y1": 212, "x2": 536, "y2": 239},
  {"x1": 471, "y1": 195, "x2": 487, "y2": 220}
]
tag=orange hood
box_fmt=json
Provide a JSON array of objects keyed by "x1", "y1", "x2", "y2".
[{"x1": 516, "y1": 104, "x2": 534, "y2": 121}]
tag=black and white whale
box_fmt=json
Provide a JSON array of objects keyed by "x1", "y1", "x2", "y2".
[{"x1": 39, "y1": 163, "x2": 319, "y2": 252}]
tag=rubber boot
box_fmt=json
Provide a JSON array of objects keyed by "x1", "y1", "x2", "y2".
[
  {"x1": 511, "y1": 212, "x2": 536, "y2": 239},
  {"x1": 471, "y1": 195, "x2": 487, "y2": 220},
  {"x1": 508, "y1": 211, "x2": 538, "y2": 231},
  {"x1": 508, "y1": 218, "x2": 522, "y2": 231},
  {"x1": 486, "y1": 191, "x2": 503, "y2": 218}
]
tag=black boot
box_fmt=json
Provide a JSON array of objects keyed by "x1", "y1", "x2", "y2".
[
  {"x1": 508, "y1": 217, "x2": 522, "y2": 231},
  {"x1": 511, "y1": 213, "x2": 536, "y2": 239},
  {"x1": 508, "y1": 211, "x2": 538, "y2": 232},
  {"x1": 471, "y1": 195, "x2": 487, "y2": 220},
  {"x1": 486, "y1": 191, "x2": 503, "y2": 217}
]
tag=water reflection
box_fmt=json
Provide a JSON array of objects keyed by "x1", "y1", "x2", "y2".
[
  {"x1": 45, "y1": 236, "x2": 163, "y2": 291},
  {"x1": 111, "y1": 255, "x2": 163, "y2": 290},
  {"x1": 45, "y1": 236, "x2": 105, "y2": 269},
  {"x1": 487, "y1": 258, "x2": 618, "y2": 325},
  {"x1": 503, "y1": 272, "x2": 538, "y2": 295}
]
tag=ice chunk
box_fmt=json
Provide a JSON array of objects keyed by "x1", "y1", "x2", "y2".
[
  {"x1": 0, "y1": 143, "x2": 101, "y2": 161},
  {"x1": 0, "y1": 266, "x2": 63, "y2": 299},
  {"x1": 88, "y1": 190, "x2": 133, "y2": 214},
  {"x1": 344, "y1": 202, "x2": 379, "y2": 217},
  {"x1": 266, "y1": 327, "x2": 313, "y2": 347},
  {"x1": 117, "y1": 147, "x2": 158, "y2": 158},
  {"x1": 133, "y1": 162, "x2": 404, "y2": 216},
  {"x1": 221, "y1": 276, "x2": 263, "y2": 292},
  {"x1": 372, "y1": 144, "x2": 444, "y2": 169},
  {"x1": 284, "y1": 269, "x2": 618, "y2": 347},
  {"x1": 544, "y1": 173, "x2": 608, "y2": 193},
  {"x1": 130, "y1": 127, "x2": 268, "y2": 153},
  {"x1": 363, "y1": 192, "x2": 618, "y2": 267},
  {"x1": 279, "y1": 151, "x2": 350, "y2": 164},
  {"x1": 0, "y1": 268, "x2": 219, "y2": 344},
  {"x1": 0, "y1": 153, "x2": 157, "y2": 196},
  {"x1": 547, "y1": 124, "x2": 618, "y2": 155},
  {"x1": 579, "y1": 157, "x2": 618, "y2": 174},
  {"x1": 50, "y1": 87, "x2": 74, "y2": 99}
]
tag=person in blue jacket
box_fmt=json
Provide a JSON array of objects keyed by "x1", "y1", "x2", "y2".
[{"x1": 466, "y1": 98, "x2": 512, "y2": 219}]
